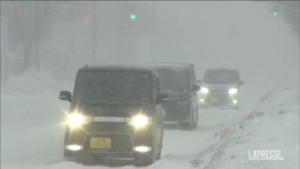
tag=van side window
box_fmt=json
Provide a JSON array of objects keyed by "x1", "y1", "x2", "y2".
[
  {"x1": 192, "y1": 70, "x2": 196, "y2": 84},
  {"x1": 151, "y1": 75, "x2": 156, "y2": 103},
  {"x1": 156, "y1": 77, "x2": 160, "y2": 94},
  {"x1": 152, "y1": 75, "x2": 159, "y2": 103},
  {"x1": 189, "y1": 70, "x2": 193, "y2": 89}
]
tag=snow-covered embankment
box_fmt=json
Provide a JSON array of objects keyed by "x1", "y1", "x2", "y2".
[{"x1": 191, "y1": 85, "x2": 299, "y2": 169}]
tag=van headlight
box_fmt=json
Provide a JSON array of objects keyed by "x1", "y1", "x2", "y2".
[
  {"x1": 201, "y1": 87, "x2": 209, "y2": 93},
  {"x1": 229, "y1": 88, "x2": 238, "y2": 95},
  {"x1": 68, "y1": 113, "x2": 90, "y2": 127},
  {"x1": 128, "y1": 115, "x2": 152, "y2": 127}
]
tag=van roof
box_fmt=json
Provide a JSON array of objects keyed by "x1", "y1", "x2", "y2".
[
  {"x1": 79, "y1": 65, "x2": 156, "y2": 73},
  {"x1": 205, "y1": 68, "x2": 239, "y2": 72},
  {"x1": 145, "y1": 62, "x2": 193, "y2": 67}
]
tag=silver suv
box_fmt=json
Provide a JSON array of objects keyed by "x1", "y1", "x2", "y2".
[{"x1": 198, "y1": 68, "x2": 243, "y2": 109}]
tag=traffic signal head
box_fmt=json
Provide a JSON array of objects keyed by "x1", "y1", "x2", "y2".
[
  {"x1": 130, "y1": 14, "x2": 136, "y2": 20},
  {"x1": 273, "y1": 11, "x2": 278, "y2": 16},
  {"x1": 83, "y1": 11, "x2": 92, "y2": 24}
]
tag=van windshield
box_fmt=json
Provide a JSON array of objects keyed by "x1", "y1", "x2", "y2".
[
  {"x1": 155, "y1": 67, "x2": 190, "y2": 91},
  {"x1": 73, "y1": 70, "x2": 152, "y2": 105},
  {"x1": 203, "y1": 70, "x2": 239, "y2": 84}
]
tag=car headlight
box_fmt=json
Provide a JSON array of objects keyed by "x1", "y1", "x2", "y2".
[
  {"x1": 128, "y1": 115, "x2": 152, "y2": 127},
  {"x1": 229, "y1": 88, "x2": 238, "y2": 95},
  {"x1": 200, "y1": 87, "x2": 209, "y2": 93},
  {"x1": 68, "y1": 113, "x2": 89, "y2": 127}
]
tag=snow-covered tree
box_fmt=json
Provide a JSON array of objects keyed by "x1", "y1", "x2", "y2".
[{"x1": 2, "y1": 1, "x2": 79, "y2": 73}]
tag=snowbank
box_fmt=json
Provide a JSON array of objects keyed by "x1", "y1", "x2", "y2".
[
  {"x1": 191, "y1": 86, "x2": 299, "y2": 169},
  {"x1": 1, "y1": 69, "x2": 73, "y2": 95}
]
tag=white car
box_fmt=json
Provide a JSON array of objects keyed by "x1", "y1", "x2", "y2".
[{"x1": 198, "y1": 68, "x2": 243, "y2": 109}]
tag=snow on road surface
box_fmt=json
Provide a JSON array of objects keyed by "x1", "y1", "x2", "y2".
[{"x1": 1, "y1": 1, "x2": 299, "y2": 169}]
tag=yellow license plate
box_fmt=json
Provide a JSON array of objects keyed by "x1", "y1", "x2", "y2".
[
  {"x1": 210, "y1": 97, "x2": 219, "y2": 102},
  {"x1": 90, "y1": 138, "x2": 111, "y2": 149}
]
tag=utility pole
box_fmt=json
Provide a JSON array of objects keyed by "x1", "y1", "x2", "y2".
[{"x1": 91, "y1": 1, "x2": 98, "y2": 63}]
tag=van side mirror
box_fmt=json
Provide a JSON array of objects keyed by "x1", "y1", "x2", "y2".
[
  {"x1": 192, "y1": 84, "x2": 201, "y2": 91},
  {"x1": 59, "y1": 91, "x2": 72, "y2": 102},
  {"x1": 156, "y1": 93, "x2": 168, "y2": 104}
]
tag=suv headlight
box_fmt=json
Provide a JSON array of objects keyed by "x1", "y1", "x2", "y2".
[
  {"x1": 229, "y1": 88, "x2": 238, "y2": 95},
  {"x1": 127, "y1": 115, "x2": 152, "y2": 127},
  {"x1": 200, "y1": 87, "x2": 209, "y2": 93},
  {"x1": 68, "y1": 113, "x2": 90, "y2": 127}
]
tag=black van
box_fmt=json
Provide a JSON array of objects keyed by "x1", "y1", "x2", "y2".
[
  {"x1": 59, "y1": 65, "x2": 167, "y2": 166},
  {"x1": 145, "y1": 63, "x2": 200, "y2": 130}
]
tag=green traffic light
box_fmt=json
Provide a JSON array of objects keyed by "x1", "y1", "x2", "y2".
[
  {"x1": 130, "y1": 14, "x2": 136, "y2": 20},
  {"x1": 273, "y1": 11, "x2": 278, "y2": 16}
]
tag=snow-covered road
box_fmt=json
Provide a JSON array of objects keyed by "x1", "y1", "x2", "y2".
[{"x1": 2, "y1": 78, "x2": 298, "y2": 169}]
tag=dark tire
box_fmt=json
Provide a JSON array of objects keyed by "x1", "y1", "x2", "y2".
[
  {"x1": 181, "y1": 114, "x2": 195, "y2": 130},
  {"x1": 63, "y1": 127, "x2": 71, "y2": 157},
  {"x1": 157, "y1": 130, "x2": 163, "y2": 160},
  {"x1": 157, "y1": 152, "x2": 161, "y2": 160},
  {"x1": 134, "y1": 154, "x2": 155, "y2": 167},
  {"x1": 156, "y1": 146, "x2": 162, "y2": 161},
  {"x1": 63, "y1": 132, "x2": 73, "y2": 158},
  {"x1": 193, "y1": 105, "x2": 199, "y2": 128},
  {"x1": 188, "y1": 107, "x2": 198, "y2": 130},
  {"x1": 74, "y1": 157, "x2": 86, "y2": 165},
  {"x1": 194, "y1": 122, "x2": 198, "y2": 128},
  {"x1": 83, "y1": 155, "x2": 97, "y2": 166},
  {"x1": 64, "y1": 149, "x2": 73, "y2": 157},
  {"x1": 63, "y1": 156, "x2": 74, "y2": 162}
]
